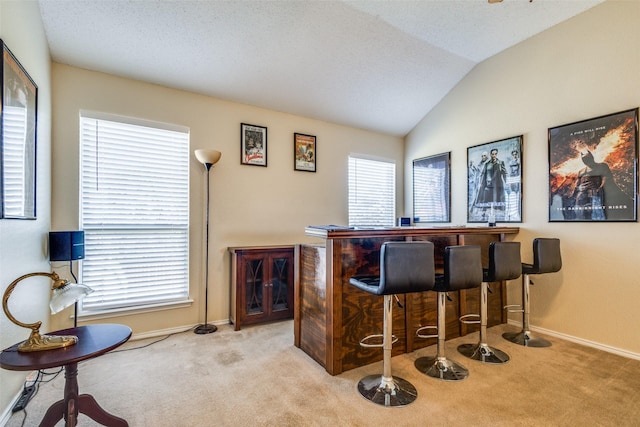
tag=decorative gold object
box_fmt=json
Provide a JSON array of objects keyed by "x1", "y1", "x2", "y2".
[{"x1": 2, "y1": 272, "x2": 93, "y2": 352}]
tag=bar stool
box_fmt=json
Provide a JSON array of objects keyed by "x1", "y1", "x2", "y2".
[
  {"x1": 503, "y1": 238, "x2": 562, "y2": 347},
  {"x1": 349, "y1": 241, "x2": 435, "y2": 407},
  {"x1": 414, "y1": 245, "x2": 482, "y2": 381},
  {"x1": 457, "y1": 241, "x2": 521, "y2": 364}
]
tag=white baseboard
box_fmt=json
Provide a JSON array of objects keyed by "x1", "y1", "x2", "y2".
[
  {"x1": 0, "y1": 382, "x2": 31, "y2": 427},
  {"x1": 130, "y1": 320, "x2": 229, "y2": 341},
  {"x1": 506, "y1": 319, "x2": 640, "y2": 361}
]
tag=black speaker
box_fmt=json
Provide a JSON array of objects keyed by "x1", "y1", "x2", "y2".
[{"x1": 49, "y1": 231, "x2": 85, "y2": 261}]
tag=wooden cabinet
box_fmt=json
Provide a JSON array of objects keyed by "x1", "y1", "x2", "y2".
[{"x1": 229, "y1": 246, "x2": 295, "y2": 330}]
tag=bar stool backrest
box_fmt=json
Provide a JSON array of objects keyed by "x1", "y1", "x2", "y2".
[
  {"x1": 440, "y1": 245, "x2": 483, "y2": 291},
  {"x1": 486, "y1": 241, "x2": 521, "y2": 282},
  {"x1": 528, "y1": 238, "x2": 562, "y2": 274},
  {"x1": 379, "y1": 241, "x2": 436, "y2": 295}
]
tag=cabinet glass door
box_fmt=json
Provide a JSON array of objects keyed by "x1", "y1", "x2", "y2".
[
  {"x1": 245, "y1": 258, "x2": 264, "y2": 315},
  {"x1": 271, "y1": 256, "x2": 290, "y2": 312}
]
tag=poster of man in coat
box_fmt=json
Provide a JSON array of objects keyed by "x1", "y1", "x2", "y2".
[{"x1": 467, "y1": 135, "x2": 523, "y2": 223}]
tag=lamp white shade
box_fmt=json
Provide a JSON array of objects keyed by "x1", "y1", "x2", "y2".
[
  {"x1": 50, "y1": 282, "x2": 94, "y2": 314},
  {"x1": 194, "y1": 149, "x2": 222, "y2": 166}
]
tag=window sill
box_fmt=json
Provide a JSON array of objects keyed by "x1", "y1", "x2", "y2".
[{"x1": 76, "y1": 299, "x2": 193, "y2": 322}]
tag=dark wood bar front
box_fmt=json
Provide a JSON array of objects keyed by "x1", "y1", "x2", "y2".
[{"x1": 294, "y1": 226, "x2": 519, "y2": 375}]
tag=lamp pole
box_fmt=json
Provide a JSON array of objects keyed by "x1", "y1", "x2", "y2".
[{"x1": 194, "y1": 150, "x2": 221, "y2": 334}]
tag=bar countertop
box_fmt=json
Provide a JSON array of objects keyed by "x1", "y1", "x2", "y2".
[{"x1": 305, "y1": 225, "x2": 519, "y2": 240}]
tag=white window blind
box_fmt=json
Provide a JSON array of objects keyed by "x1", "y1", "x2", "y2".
[
  {"x1": 79, "y1": 114, "x2": 189, "y2": 312},
  {"x1": 348, "y1": 155, "x2": 396, "y2": 227}
]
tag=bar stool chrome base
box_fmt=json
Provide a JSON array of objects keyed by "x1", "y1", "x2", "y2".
[
  {"x1": 457, "y1": 342, "x2": 510, "y2": 364},
  {"x1": 357, "y1": 374, "x2": 418, "y2": 407},
  {"x1": 414, "y1": 356, "x2": 469, "y2": 381},
  {"x1": 502, "y1": 330, "x2": 551, "y2": 348}
]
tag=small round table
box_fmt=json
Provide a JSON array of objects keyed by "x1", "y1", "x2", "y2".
[{"x1": 0, "y1": 324, "x2": 131, "y2": 427}]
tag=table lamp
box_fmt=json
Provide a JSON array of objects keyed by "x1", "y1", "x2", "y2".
[
  {"x1": 2, "y1": 272, "x2": 93, "y2": 352},
  {"x1": 49, "y1": 230, "x2": 85, "y2": 326}
]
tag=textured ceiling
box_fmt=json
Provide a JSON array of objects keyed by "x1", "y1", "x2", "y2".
[{"x1": 38, "y1": 0, "x2": 603, "y2": 137}]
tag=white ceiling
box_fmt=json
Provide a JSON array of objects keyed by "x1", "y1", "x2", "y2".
[{"x1": 37, "y1": 0, "x2": 603, "y2": 137}]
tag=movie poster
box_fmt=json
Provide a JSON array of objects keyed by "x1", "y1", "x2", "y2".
[
  {"x1": 467, "y1": 135, "x2": 523, "y2": 223},
  {"x1": 548, "y1": 109, "x2": 638, "y2": 222}
]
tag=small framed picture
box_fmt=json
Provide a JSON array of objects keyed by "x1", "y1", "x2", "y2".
[
  {"x1": 241, "y1": 123, "x2": 267, "y2": 166},
  {"x1": 548, "y1": 108, "x2": 638, "y2": 222},
  {"x1": 294, "y1": 133, "x2": 316, "y2": 172},
  {"x1": 467, "y1": 135, "x2": 523, "y2": 223}
]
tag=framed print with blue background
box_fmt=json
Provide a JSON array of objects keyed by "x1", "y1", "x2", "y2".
[
  {"x1": 467, "y1": 135, "x2": 522, "y2": 223},
  {"x1": 548, "y1": 108, "x2": 638, "y2": 222},
  {"x1": 413, "y1": 152, "x2": 450, "y2": 223}
]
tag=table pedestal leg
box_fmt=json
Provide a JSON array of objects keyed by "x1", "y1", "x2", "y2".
[{"x1": 38, "y1": 363, "x2": 128, "y2": 427}]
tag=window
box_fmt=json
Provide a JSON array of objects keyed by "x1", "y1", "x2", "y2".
[
  {"x1": 79, "y1": 113, "x2": 189, "y2": 313},
  {"x1": 348, "y1": 155, "x2": 396, "y2": 227}
]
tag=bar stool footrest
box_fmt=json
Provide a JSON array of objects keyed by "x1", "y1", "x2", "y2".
[
  {"x1": 415, "y1": 325, "x2": 438, "y2": 340},
  {"x1": 459, "y1": 313, "x2": 481, "y2": 325},
  {"x1": 503, "y1": 304, "x2": 524, "y2": 314},
  {"x1": 360, "y1": 333, "x2": 398, "y2": 348}
]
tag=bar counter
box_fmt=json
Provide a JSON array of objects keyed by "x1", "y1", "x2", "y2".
[{"x1": 294, "y1": 225, "x2": 519, "y2": 375}]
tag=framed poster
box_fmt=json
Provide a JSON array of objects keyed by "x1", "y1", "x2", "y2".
[
  {"x1": 548, "y1": 108, "x2": 638, "y2": 222},
  {"x1": 413, "y1": 152, "x2": 450, "y2": 223},
  {"x1": 467, "y1": 135, "x2": 523, "y2": 223},
  {"x1": 240, "y1": 123, "x2": 267, "y2": 166},
  {"x1": 1, "y1": 39, "x2": 38, "y2": 219},
  {"x1": 294, "y1": 133, "x2": 316, "y2": 172}
]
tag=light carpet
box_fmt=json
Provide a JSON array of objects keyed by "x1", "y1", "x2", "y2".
[{"x1": 5, "y1": 320, "x2": 640, "y2": 426}]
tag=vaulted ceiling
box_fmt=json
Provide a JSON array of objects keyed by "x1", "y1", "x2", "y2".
[{"x1": 38, "y1": 0, "x2": 603, "y2": 136}]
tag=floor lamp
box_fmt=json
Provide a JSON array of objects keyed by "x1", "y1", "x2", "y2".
[{"x1": 194, "y1": 149, "x2": 222, "y2": 334}]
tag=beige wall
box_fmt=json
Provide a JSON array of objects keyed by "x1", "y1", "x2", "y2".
[
  {"x1": 405, "y1": 0, "x2": 640, "y2": 357},
  {"x1": 49, "y1": 64, "x2": 404, "y2": 334},
  {"x1": 0, "y1": 0, "x2": 52, "y2": 419}
]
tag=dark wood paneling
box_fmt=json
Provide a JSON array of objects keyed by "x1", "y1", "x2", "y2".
[
  {"x1": 296, "y1": 226, "x2": 519, "y2": 375},
  {"x1": 298, "y1": 245, "x2": 327, "y2": 367}
]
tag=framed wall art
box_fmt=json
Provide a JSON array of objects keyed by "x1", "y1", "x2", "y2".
[
  {"x1": 294, "y1": 133, "x2": 316, "y2": 172},
  {"x1": 548, "y1": 108, "x2": 638, "y2": 222},
  {"x1": 467, "y1": 135, "x2": 523, "y2": 223},
  {"x1": 240, "y1": 123, "x2": 267, "y2": 167},
  {"x1": 413, "y1": 152, "x2": 450, "y2": 223},
  {"x1": 1, "y1": 39, "x2": 38, "y2": 219}
]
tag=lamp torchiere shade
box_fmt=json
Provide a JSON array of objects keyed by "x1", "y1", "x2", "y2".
[
  {"x1": 194, "y1": 149, "x2": 222, "y2": 169},
  {"x1": 2, "y1": 272, "x2": 93, "y2": 352}
]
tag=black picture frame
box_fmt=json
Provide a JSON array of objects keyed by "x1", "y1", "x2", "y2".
[
  {"x1": 413, "y1": 152, "x2": 450, "y2": 223},
  {"x1": 240, "y1": 123, "x2": 267, "y2": 167},
  {"x1": 294, "y1": 133, "x2": 316, "y2": 172},
  {"x1": 1, "y1": 39, "x2": 38, "y2": 219},
  {"x1": 467, "y1": 135, "x2": 523, "y2": 223},
  {"x1": 548, "y1": 108, "x2": 638, "y2": 222}
]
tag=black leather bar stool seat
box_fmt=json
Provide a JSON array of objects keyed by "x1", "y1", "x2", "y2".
[
  {"x1": 415, "y1": 245, "x2": 482, "y2": 381},
  {"x1": 503, "y1": 238, "x2": 562, "y2": 347},
  {"x1": 349, "y1": 241, "x2": 436, "y2": 407},
  {"x1": 458, "y1": 241, "x2": 521, "y2": 364}
]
